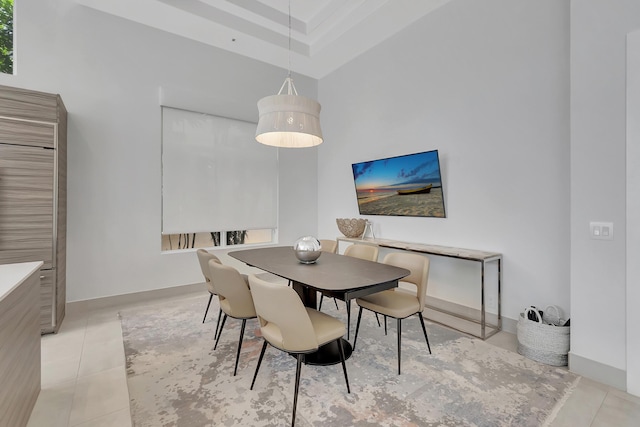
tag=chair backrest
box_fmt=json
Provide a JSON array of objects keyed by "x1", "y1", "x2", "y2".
[
  {"x1": 319, "y1": 239, "x2": 338, "y2": 253},
  {"x1": 344, "y1": 243, "x2": 379, "y2": 262},
  {"x1": 382, "y1": 252, "x2": 430, "y2": 310},
  {"x1": 208, "y1": 260, "x2": 256, "y2": 319},
  {"x1": 248, "y1": 274, "x2": 318, "y2": 353},
  {"x1": 197, "y1": 249, "x2": 220, "y2": 293}
]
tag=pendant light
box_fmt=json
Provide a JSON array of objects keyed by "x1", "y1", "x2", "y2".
[{"x1": 255, "y1": 1, "x2": 323, "y2": 148}]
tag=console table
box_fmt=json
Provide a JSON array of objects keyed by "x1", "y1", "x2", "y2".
[{"x1": 336, "y1": 237, "x2": 502, "y2": 340}]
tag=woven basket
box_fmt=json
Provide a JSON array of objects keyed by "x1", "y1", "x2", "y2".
[
  {"x1": 336, "y1": 218, "x2": 367, "y2": 238},
  {"x1": 517, "y1": 306, "x2": 570, "y2": 366}
]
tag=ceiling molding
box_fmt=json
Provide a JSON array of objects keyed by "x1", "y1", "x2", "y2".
[{"x1": 76, "y1": 0, "x2": 451, "y2": 79}]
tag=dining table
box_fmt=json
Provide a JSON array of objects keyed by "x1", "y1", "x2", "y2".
[{"x1": 229, "y1": 246, "x2": 410, "y2": 365}]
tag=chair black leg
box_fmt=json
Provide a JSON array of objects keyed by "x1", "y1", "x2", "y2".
[
  {"x1": 384, "y1": 315, "x2": 388, "y2": 335},
  {"x1": 418, "y1": 312, "x2": 432, "y2": 354},
  {"x1": 292, "y1": 354, "x2": 303, "y2": 427},
  {"x1": 346, "y1": 301, "x2": 351, "y2": 340},
  {"x1": 250, "y1": 341, "x2": 268, "y2": 390},
  {"x1": 353, "y1": 306, "x2": 364, "y2": 351},
  {"x1": 233, "y1": 319, "x2": 247, "y2": 376},
  {"x1": 214, "y1": 314, "x2": 227, "y2": 350},
  {"x1": 375, "y1": 313, "x2": 381, "y2": 327},
  {"x1": 213, "y1": 308, "x2": 223, "y2": 340},
  {"x1": 333, "y1": 298, "x2": 339, "y2": 310},
  {"x1": 397, "y1": 318, "x2": 402, "y2": 375},
  {"x1": 318, "y1": 294, "x2": 324, "y2": 310},
  {"x1": 337, "y1": 339, "x2": 351, "y2": 394},
  {"x1": 202, "y1": 294, "x2": 213, "y2": 323}
]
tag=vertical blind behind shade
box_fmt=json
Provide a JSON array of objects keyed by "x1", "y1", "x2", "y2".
[{"x1": 162, "y1": 107, "x2": 278, "y2": 234}]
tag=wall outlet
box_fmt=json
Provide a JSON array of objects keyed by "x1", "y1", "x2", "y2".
[{"x1": 590, "y1": 221, "x2": 614, "y2": 240}]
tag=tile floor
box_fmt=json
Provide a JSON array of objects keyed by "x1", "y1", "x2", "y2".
[{"x1": 27, "y1": 289, "x2": 640, "y2": 427}]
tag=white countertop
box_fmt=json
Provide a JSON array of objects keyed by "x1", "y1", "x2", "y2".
[{"x1": 0, "y1": 262, "x2": 43, "y2": 302}]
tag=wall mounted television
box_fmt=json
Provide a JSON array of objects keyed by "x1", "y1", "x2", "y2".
[{"x1": 351, "y1": 149, "x2": 446, "y2": 218}]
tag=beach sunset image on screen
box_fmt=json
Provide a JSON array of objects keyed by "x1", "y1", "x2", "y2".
[{"x1": 351, "y1": 150, "x2": 446, "y2": 218}]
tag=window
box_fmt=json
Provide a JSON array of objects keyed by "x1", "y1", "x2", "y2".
[
  {"x1": 161, "y1": 107, "x2": 278, "y2": 251},
  {"x1": 0, "y1": 0, "x2": 13, "y2": 75},
  {"x1": 161, "y1": 230, "x2": 273, "y2": 251}
]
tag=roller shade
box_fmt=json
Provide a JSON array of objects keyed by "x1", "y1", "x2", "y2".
[{"x1": 162, "y1": 107, "x2": 278, "y2": 234}]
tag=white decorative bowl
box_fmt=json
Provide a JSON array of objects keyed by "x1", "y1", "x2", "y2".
[{"x1": 336, "y1": 218, "x2": 367, "y2": 238}]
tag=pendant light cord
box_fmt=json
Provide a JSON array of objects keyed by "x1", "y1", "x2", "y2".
[
  {"x1": 288, "y1": 0, "x2": 292, "y2": 80},
  {"x1": 276, "y1": 0, "x2": 298, "y2": 96}
]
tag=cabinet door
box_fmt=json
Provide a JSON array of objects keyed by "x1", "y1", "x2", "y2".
[
  {"x1": 0, "y1": 144, "x2": 55, "y2": 268},
  {"x1": 0, "y1": 117, "x2": 55, "y2": 148}
]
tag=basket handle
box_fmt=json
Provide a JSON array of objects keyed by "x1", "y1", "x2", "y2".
[
  {"x1": 544, "y1": 305, "x2": 562, "y2": 319},
  {"x1": 524, "y1": 306, "x2": 542, "y2": 323}
]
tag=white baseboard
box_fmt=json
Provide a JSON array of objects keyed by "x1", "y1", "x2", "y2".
[
  {"x1": 569, "y1": 352, "x2": 626, "y2": 391},
  {"x1": 423, "y1": 296, "x2": 517, "y2": 338},
  {"x1": 67, "y1": 282, "x2": 204, "y2": 314},
  {"x1": 68, "y1": 285, "x2": 521, "y2": 336},
  {"x1": 501, "y1": 316, "x2": 517, "y2": 334}
]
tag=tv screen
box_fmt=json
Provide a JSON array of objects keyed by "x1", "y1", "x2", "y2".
[{"x1": 351, "y1": 150, "x2": 446, "y2": 218}]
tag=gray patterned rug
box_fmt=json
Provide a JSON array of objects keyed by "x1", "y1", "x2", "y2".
[{"x1": 120, "y1": 293, "x2": 579, "y2": 427}]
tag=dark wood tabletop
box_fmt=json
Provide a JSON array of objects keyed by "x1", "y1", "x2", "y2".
[{"x1": 229, "y1": 246, "x2": 410, "y2": 301}]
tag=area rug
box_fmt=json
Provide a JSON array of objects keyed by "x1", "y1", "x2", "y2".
[{"x1": 120, "y1": 293, "x2": 579, "y2": 427}]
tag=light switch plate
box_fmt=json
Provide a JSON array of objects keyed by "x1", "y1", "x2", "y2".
[{"x1": 590, "y1": 222, "x2": 614, "y2": 240}]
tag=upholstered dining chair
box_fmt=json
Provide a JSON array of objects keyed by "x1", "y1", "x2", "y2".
[
  {"x1": 247, "y1": 273, "x2": 350, "y2": 427},
  {"x1": 319, "y1": 239, "x2": 338, "y2": 253},
  {"x1": 343, "y1": 242, "x2": 379, "y2": 261},
  {"x1": 319, "y1": 243, "x2": 380, "y2": 338},
  {"x1": 318, "y1": 239, "x2": 339, "y2": 309},
  {"x1": 196, "y1": 249, "x2": 223, "y2": 337},
  {"x1": 318, "y1": 243, "x2": 379, "y2": 312},
  {"x1": 208, "y1": 259, "x2": 257, "y2": 376},
  {"x1": 353, "y1": 251, "x2": 431, "y2": 375}
]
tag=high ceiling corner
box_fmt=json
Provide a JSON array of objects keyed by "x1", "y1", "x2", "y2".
[{"x1": 77, "y1": 0, "x2": 451, "y2": 79}]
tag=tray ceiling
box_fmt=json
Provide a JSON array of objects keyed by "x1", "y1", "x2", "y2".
[{"x1": 77, "y1": 0, "x2": 451, "y2": 79}]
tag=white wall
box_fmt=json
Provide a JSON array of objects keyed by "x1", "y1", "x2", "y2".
[
  {"x1": 627, "y1": 29, "x2": 640, "y2": 397},
  {"x1": 0, "y1": 0, "x2": 318, "y2": 301},
  {"x1": 570, "y1": 0, "x2": 640, "y2": 387},
  {"x1": 318, "y1": 0, "x2": 570, "y2": 325}
]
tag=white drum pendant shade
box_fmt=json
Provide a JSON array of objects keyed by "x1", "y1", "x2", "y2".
[{"x1": 256, "y1": 93, "x2": 323, "y2": 148}]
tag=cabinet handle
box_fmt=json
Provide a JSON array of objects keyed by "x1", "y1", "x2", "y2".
[{"x1": 40, "y1": 276, "x2": 45, "y2": 279}]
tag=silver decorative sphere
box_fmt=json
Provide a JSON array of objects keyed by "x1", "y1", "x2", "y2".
[{"x1": 293, "y1": 236, "x2": 322, "y2": 264}]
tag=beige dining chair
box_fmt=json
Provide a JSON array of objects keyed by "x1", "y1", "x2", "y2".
[
  {"x1": 353, "y1": 251, "x2": 432, "y2": 375},
  {"x1": 247, "y1": 273, "x2": 350, "y2": 427},
  {"x1": 196, "y1": 249, "x2": 223, "y2": 339},
  {"x1": 319, "y1": 239, "x2": 338, "y2": 253},
  {"x1": 318, "y1": 244, "x2": 379, "y2": 309},
  {"x1": 319, "y1": 243, "x2": 380, "y2": 338},
  {"x1": 318, "y1": 239, "x2": 339, "y2": 309},
  {"x1": 208, "y1": 259, "x2": 257, "y2": 376},
  {"x1": 343, "y1": 242, "x2": 379, "y2": 261}
]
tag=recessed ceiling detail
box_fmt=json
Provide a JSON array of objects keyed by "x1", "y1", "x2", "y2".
[{"x1": 77, "y1": 0, "x2": 451, "y2": 79}]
